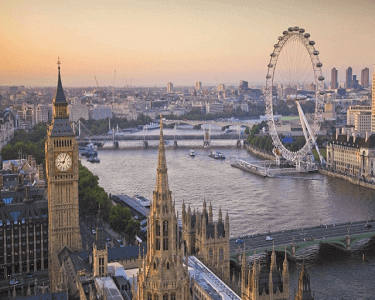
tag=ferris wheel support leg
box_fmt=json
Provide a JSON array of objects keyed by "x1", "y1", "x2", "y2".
[{"x1": 296, "y1": 102, "x2": 325, "y2": 165}]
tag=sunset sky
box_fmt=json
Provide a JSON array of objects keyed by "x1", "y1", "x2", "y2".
[{"x1": 1, "y1": 0, "x2": 374, "y2": 87}]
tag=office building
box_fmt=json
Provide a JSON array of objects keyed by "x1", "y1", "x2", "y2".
[
  {"x1": 346, "y1": 67, "x2": 352, "y2": 89},
  {"x1": 196, "y1": 81, "x2": 202, "y2": 91},
  {"x1": 331, "y1": 68, "x2": 338, "y2": 89},
  {"x1": 361, "y1": 67, "x2": 369, "y2": 88},
  {"x1": 167, "y1": 82, "x2": 173, "y2": 93}
]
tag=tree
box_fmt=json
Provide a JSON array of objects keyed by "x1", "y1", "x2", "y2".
[{"x1": 109, "y1": 204, "x2": 140, "y2": 244}]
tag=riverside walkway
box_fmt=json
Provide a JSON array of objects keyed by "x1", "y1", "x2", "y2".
[{"x1": 229, "y1": 219, "x2": 375, "y2": 262}]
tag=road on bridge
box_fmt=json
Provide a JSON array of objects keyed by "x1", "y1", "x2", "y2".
[{"x1": 230, "y1": 220, "x2": 375, "y2": 255}]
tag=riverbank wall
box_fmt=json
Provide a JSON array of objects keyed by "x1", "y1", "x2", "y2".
[
  {"x1": 244, "y1": 143, "x2": 275, "y2": 160},
  {"x1": 319, "y1": 169, "x2": 375, "y2": 190}
]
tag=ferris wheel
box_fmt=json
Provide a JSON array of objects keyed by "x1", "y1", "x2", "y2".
[{"x1": 264, "y1": 26, "x2": 325, "y2": 164}]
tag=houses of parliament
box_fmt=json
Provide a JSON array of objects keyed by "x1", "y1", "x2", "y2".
[{"x1": 6, "y1": 61, "x2": 314, "y2": 299}]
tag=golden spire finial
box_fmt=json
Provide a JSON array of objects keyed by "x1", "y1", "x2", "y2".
[{"x1": 159, "y1": 114, "x2": 163, "y2": 130}]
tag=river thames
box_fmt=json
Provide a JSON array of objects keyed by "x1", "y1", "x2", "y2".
[{"x1": 82, "y1": 146, "x2": 375, "y2": 299}]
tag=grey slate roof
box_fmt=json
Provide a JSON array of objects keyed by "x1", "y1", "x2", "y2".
[
  {"x1": 108, "y1": 244, "x2": 147, "y2": 262},
  {"x1": 50, "y1": 118, "x2": 74, "y2": 137}
]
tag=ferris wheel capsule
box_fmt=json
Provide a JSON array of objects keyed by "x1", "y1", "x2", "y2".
[
  {"x1": 309, "y1": 41, "x2": 315, "y2": 46},
  {"x1": 288, "y1": 27, "x2": 293, "y2": 32},
  {"x1": 299, "y1": 28, "x2": 305, "y2": 33},
  {"x1": 268, "y1": 63, "x2": 274, "y2": 68},
  {"x1": 318, "y1": 76, "x2": 325, "y2": 81},
  {"x1": 293, "y1": 26, "x2": 299, "y2": 31},
  {"x1": 316, "y1": 62, "x2": 323, "y2": 67},
  {"x1": 283, "y1": 31, "x2": 288, "y2": 35},
  {"x1": 313, "y1": 50, "x2": 319, "y2": 55},
  {"x1": 304, "y1": 33, "x2": 310, "y2": 38}
]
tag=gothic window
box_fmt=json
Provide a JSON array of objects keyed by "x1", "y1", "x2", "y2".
[
  {"x1": 156, "y1": 238, "x2": 160, "y2": 250},
  {"x1": 154, "y1": 262, "x2": 157, "y2": 270},
  {"x1": 154, "y1": 294, "x2": 159, "y2": 300},
  {"x1": 219, "y1": 248, "x2": 223, "y2": 261},
  {"x1": 163, "y1": 237, "x2": 168, "y2": 250},
  {"x1": 166, "y1": 262, "x2": 169, "y2": 270},
  {"x1": 171, "y1": 293, "x2": 176, "y2": 300},
  {"x1": 209, "y1": 248, "x2": 213, "y2": 260},
  {"x1": 163, "y1": 294, "x2": 168, "y2": 300},
  {"x1": 163, "y1": 221, "x2": 168, "y2": 236},
  {"x1": 147, "y1": 293, "x2": 152, "y2": 300},
  {"x1": 156, "y1": 221, "x2": 160, "y2": 236}
]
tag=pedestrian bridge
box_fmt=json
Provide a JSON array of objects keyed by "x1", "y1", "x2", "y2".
[{"x1": 229, "y1": 220, "x2": 375, "y2": 263}]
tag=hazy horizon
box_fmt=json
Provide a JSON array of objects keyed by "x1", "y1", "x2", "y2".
[{"x1": 1, "y1": 0, "x2": 374, "y2": 88}]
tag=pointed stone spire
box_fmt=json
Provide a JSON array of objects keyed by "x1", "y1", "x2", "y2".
[
  {"x1": 203, "y1": 199, "x2": 207, "y2": 214},
  {"x1": 54, "y1": 57, "x2": 67, "y2": 104},
  {"x1": 154, "y1": 115, "x2": 170, "y2": 198},
  {"x1": 209, "y1": 200, "x2": 213, "y2": 224},
  {"x1": 218, "y1": 206, "x2": 223, "y2": 223},
  {"x1": 270, "y1": 240, "x2": 277, "y2": 271}
]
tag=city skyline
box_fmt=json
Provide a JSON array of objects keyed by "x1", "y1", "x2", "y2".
[{"x1": 1, "y1": 0, "x2": 374, "y2": 87}]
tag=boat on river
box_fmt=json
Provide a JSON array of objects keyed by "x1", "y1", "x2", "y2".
[
  {"x1": 190, "y1": 150, "x2": 195, "y2": 157},
  {"x1": 87, "y1": 155, "x2": 100, "y2": 163},
  {"x1": 209, "y1": 151, "x2": 225, "y2": 159},
  {"x1": 134, "y1": 194, "x2": 150, "y2": 207}
]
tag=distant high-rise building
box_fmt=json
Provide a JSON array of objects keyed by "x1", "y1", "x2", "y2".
[
  {"x1": 372, "y1": 71, "x2": 375, "y2": 132},
  {"x1": 331, "y1": 68, "x2": 338, "y2": 89},
  {"x1": 217, "y1": 84, "x2": 225, "y2": 92},
  {"x1": 196, "y1": 81, "x2": 202, "y2": 90},
  {"x1": 167, "y1": 82, "x2": 173, "y2": 93},
  {"x1": 240, "y1": 80, "x2": 249, "y2": 90},
  {"x1": 361, "y1": 67, "x2": 370, "y2": 88},
  {"x1": 346, "y1": 67, "x2": 353, "y2": 88}
]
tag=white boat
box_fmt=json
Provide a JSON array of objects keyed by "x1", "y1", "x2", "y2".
[
  {"x1": 209, "y1": 151, "x2": 225, "y2": 159},
  {"x1": 190, "y1": 150, "x2": 195, "y2": 157},
  {"x1": 143, "y1": 123, "x2": 160, "y2": 130},
  {"x1": 134, "y1": 194, "x2": 151, "y2": 207}
]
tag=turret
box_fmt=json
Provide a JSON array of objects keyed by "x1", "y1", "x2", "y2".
[
  {"x1": 283, "y1": 247, "x2": 289, "y2": 296},
  {"x1": 295, "y1": 262, "x2": 314, "y2": 300},
  {"x1": 225, "y1": 211, "x2": 229, "y2": 234},
  {"x1": 209, "y1": 200, "x2": 213, "y2": 224},
  {"x1": 241, "y1": 250, "x2": 247, "y2": 293},
  {"x1": 270, "y1": 241, "x2": 277, "y2": 271},
  {"x1": 218, "y1": 207, "x2": 222, "y2": 223},
  {"x1": 182, "y1": 199, "x2": 186, "y2": 223},
  {"x1": 203, "y1": 199, "x2": 207, "y2": 214}
]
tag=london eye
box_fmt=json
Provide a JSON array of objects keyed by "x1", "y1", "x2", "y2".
[{"x1": 264, "y1": 26, "x2": 325, "y2": 165}]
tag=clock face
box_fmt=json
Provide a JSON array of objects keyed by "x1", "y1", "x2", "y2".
[{"x1": 55, "y1": 153, "x2": 72, "y2": 172}]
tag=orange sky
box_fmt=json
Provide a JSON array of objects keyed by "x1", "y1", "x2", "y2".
[{"x1": 1, "y1": 0, "x2": 374, "y2": 87}]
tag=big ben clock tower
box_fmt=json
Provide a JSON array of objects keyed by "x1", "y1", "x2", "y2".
[{"x1": 45, "y1": 58, "x2": 82, "y2": 291}]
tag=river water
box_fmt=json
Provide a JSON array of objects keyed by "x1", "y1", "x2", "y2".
[{"x1": 81, "y1": 145, "x2": 375, "y2": 299}]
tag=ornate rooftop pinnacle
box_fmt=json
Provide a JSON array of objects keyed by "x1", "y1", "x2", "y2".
[
  {"x1": 54, "y1": 56, "x2": 67, "y2": 104},
  {"x1": 155, "y1": 116, "x2": 169, "y2": 195}
]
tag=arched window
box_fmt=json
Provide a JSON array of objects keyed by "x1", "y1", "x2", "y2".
[
  {"x1": 166, "y1": 262, "x2": 169, "y2": 270},
  {"x1": 171, "y1": 293, "x2": 176, "y2": 300},
  {"x1": 154, "y1": 294, "x2": 159, "y2": 300},
  {"x1": 163, "y1": 294, "x2": 168, "y2": 300},
  {"x1": 209, "y1": 248, "x2": 213, "y2": 260},
  {"x1": 163, "y1": 221, "x2": 169, "y2": 250},
  {"x1": 163, "y1": 221, "x2": 168, "y2": 236},
  {"x1": 154, "y1": 262, "x2": 157, "y2": 270},
  {"x1": 219, "y1": 248, "x2": 224, "y2": 261},
  {"x1": 147, "y1": 293, "x2": 152, "y2": 300},
  {"x1": 156, "y1": 221, "x2": 160, "y2": 236}
]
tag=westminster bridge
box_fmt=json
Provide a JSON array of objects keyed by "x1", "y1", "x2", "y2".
[{"x1": 229, "y1": 219, "x2": 375, "y2": 263}]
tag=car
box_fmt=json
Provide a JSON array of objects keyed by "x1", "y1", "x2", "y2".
[
  {"x1": 92, "y1": 230, "x2": 96, "y2": 234},
  {"x1": 266, "y1": 236, "x2": 273, "y2": 241},
  {"x1": 236, "y1": 238, "x2": 243, "y2": 244},
  {"x1": 10, "y1": 280, "x2": 19, "y2": 285}
]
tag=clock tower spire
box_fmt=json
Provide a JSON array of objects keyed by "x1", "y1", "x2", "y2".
[{"x1": 45, "y1": 58, "x2": 82, "y2": 292}]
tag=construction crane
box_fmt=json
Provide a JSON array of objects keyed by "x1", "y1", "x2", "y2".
[
  {"x1": 94, "y1": 76, "x2": 99, "y2": 90},
  {"x1": 112, "y1": 70, "x2": 116, "y2": 103}
]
